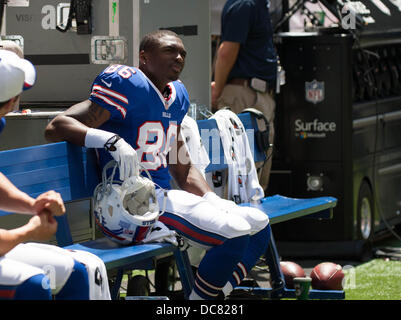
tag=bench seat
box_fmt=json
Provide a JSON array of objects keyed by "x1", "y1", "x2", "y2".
[
  {"x1": 65, "y1": 239, "x2": 179, "y2": 269},
  {"x1": 240, "y1": 194, "x2": 336, "y2": 224}
]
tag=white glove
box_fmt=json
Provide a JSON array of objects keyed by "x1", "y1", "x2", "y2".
[
  {"x1": 84, "y1": 129, "x2": 140, "y2": 180},
  {"x1": 142, "y1": 221, "x2": 179, "y2": 246},
  {"x1": 108, "y1": 138, "x2": 139, "y2": 180}
]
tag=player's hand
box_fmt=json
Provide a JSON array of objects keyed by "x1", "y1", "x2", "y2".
[
  {"x1": 108, "y1": 138, "x2": 139, "y2": 180},
  {"x1": 33, "y1": 190, "x2": 65, "y2": 216},
  {"x1": 26, "y1": 210, "x2": 58, "y2": 241},
  {"x1": 211, "y1": 81, "x2": 218, "y2": 111}
]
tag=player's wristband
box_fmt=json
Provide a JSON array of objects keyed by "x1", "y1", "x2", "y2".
[{"x1": 84, "y1": 128, "x2": 117, "y2": 149}]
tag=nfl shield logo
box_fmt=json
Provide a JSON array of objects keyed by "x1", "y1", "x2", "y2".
[{"x1": 305, "y1": 80, "x2": 325, "y2": 104}]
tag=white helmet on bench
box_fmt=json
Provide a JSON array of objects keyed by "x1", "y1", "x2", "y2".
[{"x1": 93, "y1": 160, "x2": 160, "y2": 245}]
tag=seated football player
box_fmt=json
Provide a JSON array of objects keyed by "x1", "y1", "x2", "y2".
[{"x1": 45, "y1": 30, "x2": 271, "y2": 300}]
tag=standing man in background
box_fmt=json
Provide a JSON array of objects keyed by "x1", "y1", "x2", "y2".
[{"x1": 211, "y1": 0, "x2": 278, "y2": 192}]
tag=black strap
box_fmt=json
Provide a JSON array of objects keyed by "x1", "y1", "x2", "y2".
[
  {"x1": 241, "y1": 108, "x2": 271, "y2": 152},
  {"x1": 0, "y1": 0, "x2": 5, "y2": 32},
  {"x1": 241, "y1": 108, "x2": 269, "y2": 127},
  {"x1": 104, "y1": 134, "x2": 121, "y2": 152}
]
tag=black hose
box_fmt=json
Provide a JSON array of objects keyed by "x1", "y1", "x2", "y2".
[{"x1": 0, "y1": 0, "x2": 6, "y2": 33}]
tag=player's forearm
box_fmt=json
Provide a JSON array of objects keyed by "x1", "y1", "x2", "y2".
[
  {"x1": 171, "y1": 165, "x2": 212, "y2": 197},
  {"x1": 45, "y1": 114, "x2": 88, "y2": 146},
  {"x1": 0, "y1": 173, "x2": 35, "y2": 214},
  {"x1": 45, "y1": 100, "x2": 111, "y2": 146},
  {"x1": 0, "y1": 226, "x2": 32, "y2": 256}
]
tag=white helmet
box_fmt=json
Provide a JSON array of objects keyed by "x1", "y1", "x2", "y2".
[{"x1": 93, "y1": 161, "x2": 160, "y2": 245}]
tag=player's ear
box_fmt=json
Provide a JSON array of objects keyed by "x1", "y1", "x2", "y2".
[
  {"x1": 0, "y1": 95, "x2": 20, "y2": 116},
  {"x1": 139, "y1": 50, "x2": 147, "y2": 66}
]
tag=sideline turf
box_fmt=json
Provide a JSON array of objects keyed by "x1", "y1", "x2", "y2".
[{"x1": 344, "y1": 259, "x2": 401, "y2": 300}]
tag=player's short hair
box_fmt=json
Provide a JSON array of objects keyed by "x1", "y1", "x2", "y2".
[{"x1": 139, "y1": 30, "x2": 180, "y2": 52}]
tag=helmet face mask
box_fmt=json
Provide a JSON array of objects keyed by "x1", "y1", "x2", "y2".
[
  {"x1": 121, "y1": 175, "x2": 159, "y2": 217},
  {"x1": 93, "y1": 161, "x2": 160, "y2": 245}
]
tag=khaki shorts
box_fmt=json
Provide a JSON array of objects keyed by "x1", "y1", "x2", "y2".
[{"x1": 217, "y1": 84, "x2": 275, "y2": 191}]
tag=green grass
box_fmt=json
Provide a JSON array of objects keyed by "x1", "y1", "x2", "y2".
[
  {"x1": 118, "y1": 270, "x2": 150, "y2": 299},
  {"x1": 344, "y1": 259, "x2": 401, "y2": 300},
  {"x1": 115, "y1": 235, "x2": 401, "y2": 300},
  {"x1": 118, "y1": 261, "x2": 401, "y2": 300}
]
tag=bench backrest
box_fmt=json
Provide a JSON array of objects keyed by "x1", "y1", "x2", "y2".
[
  {"x1": 0, "y1": 142, "x2": 100, "y2": 246},
  {"x1": 0, "y1": 112, "x2": 264, "y2": 246}
]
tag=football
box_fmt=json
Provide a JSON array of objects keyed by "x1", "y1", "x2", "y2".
[
  {"x1": 280, "y1": 261, "x2": 306, "y2": 289},
  {"x1": 310, "y1": 262, "x2": 344, "y2": 290}
]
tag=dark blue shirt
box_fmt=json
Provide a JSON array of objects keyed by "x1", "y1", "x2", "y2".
[{"x1": 221, "y1": 0, "x2": 277, "y2": 84}]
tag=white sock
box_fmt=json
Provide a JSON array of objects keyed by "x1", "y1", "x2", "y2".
[{"x1": 222, "y1": 281, "x2": 234, "y2": 296}]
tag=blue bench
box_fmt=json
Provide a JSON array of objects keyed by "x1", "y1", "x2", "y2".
[
  {"x1": 0, "y1": 141, "x2": 194, "y2": 300},
  {"x1": 0, "y1": 112, "x2": 344, "y2": 300}
]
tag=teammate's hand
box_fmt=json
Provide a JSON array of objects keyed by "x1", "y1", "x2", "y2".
[
  {"x1": 33, "y1": 190, "x2": 65, "y2": 216},
  {"x1": 109, "y1": 138, "x2": 139, "y2": 180},
  {"x1": 26, "y1": 210, "x2": 58, "y2": 241}
]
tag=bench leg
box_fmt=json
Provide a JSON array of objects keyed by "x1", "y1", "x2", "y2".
[
  {"x1": 110, "y1": 268, "x2": 124, "y2": 300},
  {"x1": 263, "y1": 231, "x2": 286, "y2": 298},
  {"x1": 173, "y1": 249, "x2": 194, "y2": 299}
]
